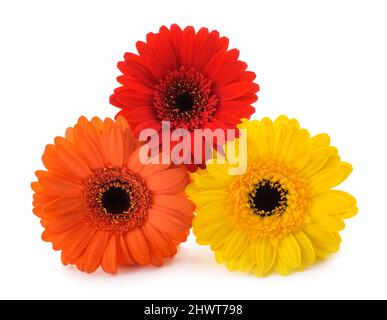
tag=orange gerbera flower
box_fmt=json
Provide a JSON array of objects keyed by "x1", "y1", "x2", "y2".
[{"x1": 32, "y1": 116, "x2": 195, "y2": 274}]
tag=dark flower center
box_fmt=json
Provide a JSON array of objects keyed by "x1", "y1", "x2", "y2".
[
  {"x1": 249, "y1": 180, "x2": 288, "y2": 217},
  {"x1": 154, "y1": 67, "x2": 218, "y2": 130},
  {"x1": 101, "y1": 186, "x2": 131, "y2": 215},
  {"x1": 176, "y1": 92, "x2": 195, "y2": 112},
  {"x1": 83, "y1": 168, "x2": 151, "y2": 232}
]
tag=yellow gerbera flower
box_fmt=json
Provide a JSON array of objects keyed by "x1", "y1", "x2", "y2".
[{"x1": 187, "y1": 116, "x2": 357, "y2": 276}]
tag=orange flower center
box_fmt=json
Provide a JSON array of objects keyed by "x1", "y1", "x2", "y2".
[
  {"x1": 154, "y1": 67, "x2": 218, "y2": 130},
  {"x1": 83, "y1": 168, "x2": 151, "y2": 232}
]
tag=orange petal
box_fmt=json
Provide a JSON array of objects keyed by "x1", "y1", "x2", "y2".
[
  {"x1": 64, "y1": 224, "x2": 96, "y2": 259},
  {"x1": 117, "y1": 235, "x2": 135, "y2": 266},
  {"x1": 91, "y1": 116, "x2": 104, "y2": 130},
  {"x1": 146, "y1": 168, "x2": 189, "y2": 194},
  {"x1": 86, "y1": 122, "x2": 110, "y2": 167},
  {"x1": 167, "y1": 230, "x2": 190, "y2": 242},
  {"x1": 101, "y1": 235, "x2": 118, "y2": 274},
  {"x1": 145, "y1": 237, "x2": 164, "y2": 266},
  {"x1": 117, "y1": 116, "x2": 138, "y2": 164},
  {"x1": 45, "y1": 211, "x2": 84, "y2": 233},
  {"x1": 42, "y1": 145, "x2": 77, "y2": 180},
  {"x1": 76, "y1": 132, "x2": 105, "y2": 171},
  {"x1": 77, "y1": 230, "x2": 109, "y2": 273},
  {"x1": 152, "y1": 195, "x2": 195, "y2": 214},
  {"x1": 125, "y1": 228, "x2": 150, "y2": 266},
  {"x1": 43, "y1": 223, "x2": 83, "y2": 250},
  {"x1": 55, "y1": 137, "x2": 91, "y2": 180},
  {"x1": 108, "y1": 124, "x2": 124, "y2": 167},
  {"x1": 61, "y1": 250, "x2": 71, "y2": 266},
  {"x1": 44, "y1": 197, "x2": 83, "y2": 215},
  {"x1": 151, "y1": 204, "x2": 193, "y2": 226},
  {"x1": 127, "y1": 147, "x2": 145, "y2": 173},
  {"x1": 147, "y1": 207, "x2": 189, "y2": 233},
  {"x1": 39, "y1": 175, "x2": 83, "y2": 197},
  {"x1": 31, "y1": 181, "x2": 44, "y2": 193},
  {"x1": 141, "y1": 223, "x2": 177, "y2": 257},
  {"x1": 139, "y1": 162, "x2": 171, "y2": 179}
]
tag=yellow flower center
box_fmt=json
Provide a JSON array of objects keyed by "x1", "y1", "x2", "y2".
[{"x1": 229, "y1": 160, "x2": 311, "y2": 240}]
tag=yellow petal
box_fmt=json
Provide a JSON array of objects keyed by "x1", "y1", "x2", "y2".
[
  {"x1": 299, "y1": 146, "x2": 337, "y2": 177},
  {"x1": 292, "y1": 152, "x2": 311, "y2": 171},
  {"x1": 278, "y1": 125, "x2": 299, "y2": 159},
  {"x1": 197, "y1": 200, "x2": 228, "y2": 218},
  {"x1": 225, "y1": 258, "x2": 239, "y2": 272},
  {"x1": 195, "y1": 173, "x2": 230, "y2": 190},
  {"x1": 303, "y1": 224, "x2": 341, "y2": 248},
  {"x1": 252, "y1": 238, "x2": 276, "y2": 276},
  {"x1": 214, "y1": 250, "x2": 224, "y2": 264},
  {"x1": 210, "y1": 222, "x2": 235, "y2": 250},
  {"x1": 193, "y1": 205, "x2": 229, "y2": 228},
  {"x1": 337, "y1": 206, "x2": 358, "y2": 219},
  {"x1": 310, "y1": 190, "x2": 356, "y2": 214},
  {"x1": 206, "y1": 161, "x2": 235, "y2": 184},
  {"x1": 272, "y1": 122, "x2": 288, "y2": 157},
  {"x1": 245, "y1": 121, "x2": 260, "y2": 162},
  {"x1": 185, "y1": 183, "x2": 203, "y2": 196},
  {"x1": 194, "y1": 219, "x2": 227, "y2": 244},
  {"x1": 257, "y1": 117, "x2": 274, "y2": 157},
  {"x1": 274, "y1": 115, "x2": 291, "y2": 126},
  {"x1": 310, "y1": 212, "x2": 345, "y2": 231},
  {"x1": 222, "y1": 228, "x2": 249, "y2": 260},
  {"x1": 237, "y1": 242, "x2": 254, "y2": 272},
  {"x1": 309, "y1": 163, "x2": 353, "y2": 191},
  {"x1": 311, "y1": 133, "x2": 330, "y2": 148},
  {"x1": 293, "y1": 231, "x2": 316, "y2": 266},
  {"x1": 321, "y1": 154, "x2": 341, "y2": 171},
  {"x1": 275, "y1": 254, "x2": 292, "y2": 276},
  {"x1": 283, "y1": 129, "x2": 310, "y2": 163},
  {"x1": 189, "y1": 190, "x2": 229, "y2": 207},
  {"x1": 288, "y1": 118, "x2": 301, "y2": 128},
  {"x1": 313, "y1": 238, "x2": 341, "y2": 259},
  {"x1": 278, "y1": 234, "x2": 301, "y2": 269}
]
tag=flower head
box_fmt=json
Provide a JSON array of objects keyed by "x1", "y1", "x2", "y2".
[
  {"x1": 187, "y1": 116, "x2": 357, "y2": 276},
  {"x1": 32, "y1": 116, "x2": 195, "y2": 274},
  {"x1": 110, "y1": 24, "x2": 259, "y2": 171}
]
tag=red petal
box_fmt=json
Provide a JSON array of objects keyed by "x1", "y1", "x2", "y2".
[
  {"x1": 133, "y1": 120, "x2": 162, "y2": 138},
  {"x1": 116, "y1": 76, "x2": 154, "y2": 94},
  {"x1": 216, "y1": 101, "x2": 255, "y2": 118},
  {"x1": 168, "y1": 24, "x2": 183, "y2": 64},
  {"x1": 121, "y1": 55, "x2": 156, "y2": 87},
  {"x1": 212, "y1": 61, "x2": 248, "y2": 86},
  {"x1": 217, "y1": 82, "x2": 259, "y2": 100},
  {"x1": 236, "y1": 71, "x2": 256, "y2": 82},
  {"x1": 120, "y1": 106, "x2": 158, "y2": 123},
  {"x1": 114, "y1": 90, "x2": 153, "y2": 108},
  {"x1": 180, "y1": 26, "x2": 195, "y2": 68}
]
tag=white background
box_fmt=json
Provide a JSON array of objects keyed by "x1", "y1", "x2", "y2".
[{"x1": 0, "y1": 0, "x2": 386, "y2": 300}]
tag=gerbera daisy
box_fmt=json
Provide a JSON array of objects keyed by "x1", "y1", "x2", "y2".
[
  {"x1": 110, "y1": 24, "x2": 259, "y2": 171},
  {"x1": 187, "y1": 116, "x2": 357, "y2": 276},
  {"x1": 32, "y1": 116, "x2": 195, "y2": 274}
]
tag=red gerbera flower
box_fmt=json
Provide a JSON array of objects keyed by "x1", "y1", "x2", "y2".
[{"x1": 110, "y1": 24, "x2": 259, "y2": 171}]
